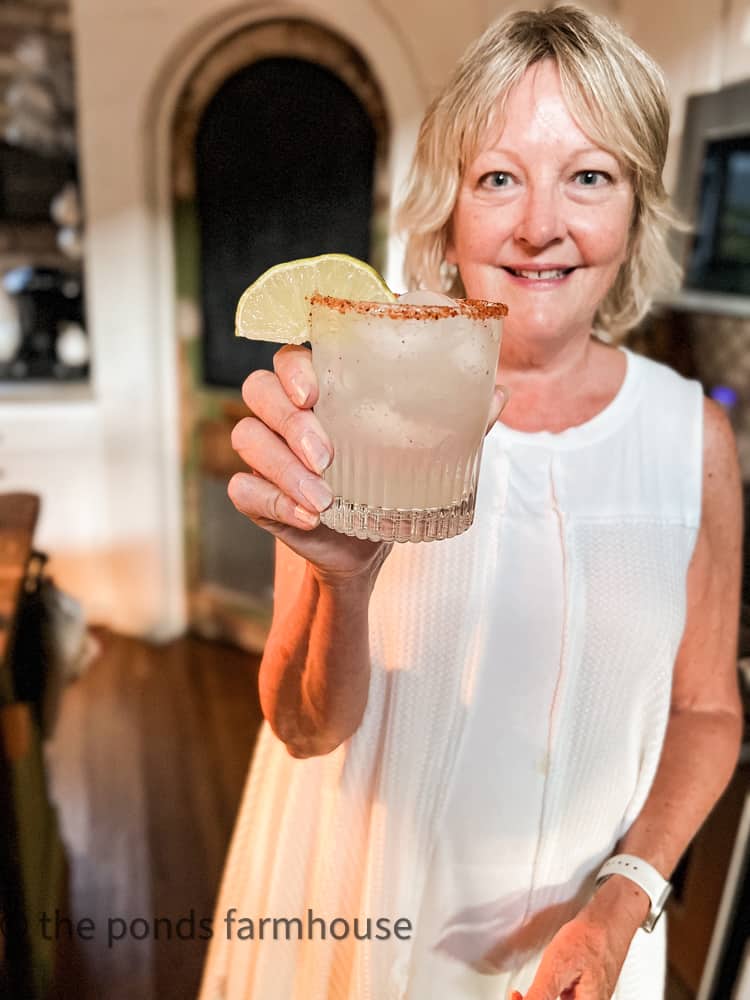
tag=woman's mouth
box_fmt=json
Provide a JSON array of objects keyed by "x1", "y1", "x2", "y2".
[{"x1": 503, "y1": 266, "x2": 576, "y2": 280}]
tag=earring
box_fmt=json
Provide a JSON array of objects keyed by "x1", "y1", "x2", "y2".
[{"x1": 440, "y1": 260, "x2": 458, "y2": 291}]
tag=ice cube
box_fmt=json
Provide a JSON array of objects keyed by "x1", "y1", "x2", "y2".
[
  {"x1": 351, "y1": 399, "x2": 450, "y2": 447},
  {"x1": 397, "y1": 289, "x2": 456, "y2": 306}
]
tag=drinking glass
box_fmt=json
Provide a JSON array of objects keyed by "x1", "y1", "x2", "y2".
[{"x1": 309, "y1": 293, "x2": 505, "y2": 543}]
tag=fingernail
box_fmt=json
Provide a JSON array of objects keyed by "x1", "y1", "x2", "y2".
[
  {"x1": 300, "y1": 432, "x2": 331, "y2": 474},
  {"x1": 290, "y1": 374, "x2": 309, "y2": 406},
  {"x1": 294, "y1": 504, "x2": 319, "y2": 527},
  {"x1": 299, "y1": 476, "x2": 333, "y2": 512}
]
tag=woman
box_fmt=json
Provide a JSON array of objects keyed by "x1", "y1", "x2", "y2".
[{"x1": 199, "y1": 6, "x2": 743, "y2": 999}]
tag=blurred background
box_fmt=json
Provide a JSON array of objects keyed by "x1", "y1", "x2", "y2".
[{"x1": 0, "y1": 0, "x2": 749, "y2": 997}]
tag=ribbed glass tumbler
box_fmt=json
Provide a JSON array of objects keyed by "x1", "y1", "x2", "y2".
[{"x1": 309, "y1": 294, "x2": 505, "y2": 543}]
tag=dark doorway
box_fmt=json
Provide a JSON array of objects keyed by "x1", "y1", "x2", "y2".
[{"x1": 195, "y1": 56, "x2": 378, "y2": 388}]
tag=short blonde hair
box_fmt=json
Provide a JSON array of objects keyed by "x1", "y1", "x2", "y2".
[{"x1": 397, "y1": 4, "x2": 682, "y2": 339}]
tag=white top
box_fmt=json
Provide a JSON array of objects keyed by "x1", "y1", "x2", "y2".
[{"x1": 199, "y1": 348, "x2": 703, "y2": 1000}]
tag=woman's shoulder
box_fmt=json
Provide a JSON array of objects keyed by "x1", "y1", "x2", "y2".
[
  {"x1": 591, "y1": 340, "x2": 697, "y2": 408},
  {"x1": 623, "y1": 345, "x2": 696, "y2": 389},
  {"x1": 624, "y1": 349, "x2": 707, "y2": 521},
  {"x1": 588, "y1": 340, "x2": 703, "y2": 442},
  {"x1": 623, "y1": 346, "x2": 704, "y2": 423}
]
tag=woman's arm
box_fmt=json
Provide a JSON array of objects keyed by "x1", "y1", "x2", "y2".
[
  {"x1": 233, "y1": 346, "x2": 506, "y2": 760},
  {"x1": 523, "y1": 397, "x2": 744, "y2": 1000},
  {"x1": 590, "y1": 396, "x2": 743, "y2": 923},
  {"x1": 227, "y1": 344, "x2": 395, "y2": 758},
  {"x1": 258, "y1": 538, "x2": 390, "y2": 759}
]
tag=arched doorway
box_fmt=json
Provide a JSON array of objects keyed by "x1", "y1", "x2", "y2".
[{"x1": 171, "y1": 19, "x2": 390, "y2": 650}]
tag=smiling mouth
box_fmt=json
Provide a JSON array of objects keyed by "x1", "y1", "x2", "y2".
[{"x1": 503, "y1": 267, "x2": 576, "y2": 280}]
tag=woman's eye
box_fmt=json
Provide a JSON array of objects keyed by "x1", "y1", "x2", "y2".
[
  {"x1": 574, "y1": 170, "x2": 611, "y2": 187},
  {"x1": 480, "y1": 171, "x2": 514, "y2": 189}
]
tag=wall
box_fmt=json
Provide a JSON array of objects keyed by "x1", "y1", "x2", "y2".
[
  {"x1": 619, "y1": 0, "x2": 750, "y2": 191},
  {"x1": 2, "y1": 0, "x2": 748, "y2": 638}
]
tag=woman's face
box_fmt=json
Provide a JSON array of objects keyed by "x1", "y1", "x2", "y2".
[{"x1": 447, "y1": 59, "x2": 635, "y2": 347}]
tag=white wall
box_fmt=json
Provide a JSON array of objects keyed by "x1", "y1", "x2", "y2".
[
  {"x1": 3, "y1": 0, "x2": 748, "y2": 639},
  {"x1": 618, "y1": 0, "x2": 750, "y2": 191}
]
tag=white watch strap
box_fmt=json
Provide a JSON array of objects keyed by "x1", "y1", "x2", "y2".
[{"x1": 594, "y1": 854, "x2": 672, "y2": 933}]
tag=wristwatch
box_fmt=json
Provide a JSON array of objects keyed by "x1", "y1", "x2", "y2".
[{"x1": 594, "y1": 854, "x2": 672, "y2": 933}]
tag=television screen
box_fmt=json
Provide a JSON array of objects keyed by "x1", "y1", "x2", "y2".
[{"x1": 685, "y1": 134, "x2": 750, "y2": 296}]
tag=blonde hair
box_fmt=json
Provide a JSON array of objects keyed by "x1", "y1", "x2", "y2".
[{"x1": 397, "y1": 4, "x2": 682, "y2": 339}]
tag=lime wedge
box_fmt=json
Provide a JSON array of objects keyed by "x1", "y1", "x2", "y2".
[{"x1": 235, "y1": 253, "x2": 396, "y2": 343}]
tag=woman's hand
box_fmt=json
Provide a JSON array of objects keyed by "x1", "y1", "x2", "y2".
[
  {"x1": 228, "y1": 344, "x2": 388, "y2": 583},
  {"x1": 516, "y1": 916, "x2": 628, "y2": 999},
  {"x1": 514, "y1": 879, "x2": 646, "y2": 1000},
  {"x1": 229, "y1": 343, "x2": 508, "y2": 583}
]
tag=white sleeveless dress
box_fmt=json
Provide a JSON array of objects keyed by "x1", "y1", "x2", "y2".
[{"x1": 198, "y1": 347, "x2": 703, "y2": 1000}]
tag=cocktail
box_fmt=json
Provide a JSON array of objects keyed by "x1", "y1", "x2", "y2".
[
  {"x1": 234, "y1": 254, "x2": 506, "y2": 543},
  {"x1": 308, "y1": 293, "x2": 504, "y2": 542}
]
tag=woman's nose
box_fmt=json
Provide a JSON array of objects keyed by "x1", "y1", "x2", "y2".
[{"x1": 513, "y1": 184, "x2": 566, "y2": 250}]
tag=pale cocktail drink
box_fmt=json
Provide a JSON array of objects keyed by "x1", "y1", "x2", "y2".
[{"x1": 309, "y1": 293, "x2": 505, "y2": 543}]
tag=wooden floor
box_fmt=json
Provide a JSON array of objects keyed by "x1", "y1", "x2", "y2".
[
  {"x1": 42, "y1": 628, "x2": 696, "y2": 1000},
  {"x1": 45, "y1": 629, "x2": 262, "y2": 1000}
]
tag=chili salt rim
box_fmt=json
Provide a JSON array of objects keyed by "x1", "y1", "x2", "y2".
[{"x1": 308, "y1": 292, "x2": 508, "y2": 321}]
